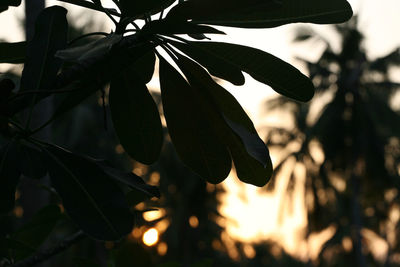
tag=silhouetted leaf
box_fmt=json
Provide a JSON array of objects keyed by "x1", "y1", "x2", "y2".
[
  {"x1": 175, "y1": 54, "x2": 272, "y2": 186},
  {"x1": 141, "y1": 19, "x2": 225, "y2": 36},
  {"x1": 0, "y1": 42, "x2": 26, "y2": 63},
  {"x1": 120, "y1": 0, "x2": 175, "y2": 18},
  {"x1": 187, "y1": 41, "x2": 314, "y2": 101},
  {"x1": 176, "y1": 53, "x2": 269, "y2": 166},
  {"x1": 44, "y1": 145, "x2": 133, "y2": 241},
  {"x1": 159, "y1": 57, "x2": 231, "y2": 183},
  {"x1": 0, "y1": 0, "x2": 21, "y2": 13},
  {"x1": 94, "y1": 160, "x2": 160, "y2": 198},
  {"x1": 110, "y1": 69, "x2": 163, "y2": 165},
  {"x1": 188, "y1": 33, "x2": 209, "y2": 40},
  {"x1": 56, "y1": 34, "x2": 122, "y2": 63},
  {"x1": 131, "y1": 50, "x2": 156, "y2": 84},
  {"x1": 10, "y1": 205, "x2": 61, "y2": 260},
  {"x1": 17, "y1": 142, "x2": 47, "y2": 179},
  {"x1": 19, "y1": 6, "x2": 68, "y2": 93},
  {"x1": 51, "y1": 43, "x2": 155, "y2": 122},
  {"x1": 228, "y1": 133, "x2": 272, "y2": 186},
  {"x1": 169, "y1": 39, "x2": 245, "y2": 86},
  {"x1": 0, "y1": 141, "x2": 20, "y2": 214},
  {"x1": 169, "y1": 0, "x2": 353, "y2": 28},
  {"x1": 50, "y1": 81, "x2": 99, "y2": 121}
]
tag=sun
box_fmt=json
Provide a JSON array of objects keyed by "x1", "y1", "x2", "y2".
[{"x1": 142, "y1": 228, "x2": 159, "y2": 246}]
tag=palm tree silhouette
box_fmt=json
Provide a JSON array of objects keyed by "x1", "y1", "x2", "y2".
[{"x1": 264, "y1": 18, "x2": 400, "y2": 266}]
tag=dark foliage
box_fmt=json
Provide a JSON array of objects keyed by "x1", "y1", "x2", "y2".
[{"x1": 0, "y1": 0, "x2": 352, "y2": 265}]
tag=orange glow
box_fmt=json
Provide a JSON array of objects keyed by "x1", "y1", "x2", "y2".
[
  {"x1": 157, "y1": 242, "x2": 168, "y2": 256},
  {"x1": 135, "y1": 202, "x2": 145, "y2": 211},
  {"x1": 155, "y1": 219, "x2": 170, "y2": 233},
  {"x1": 58, "y1": 204, "x2": 65, "y2": 213},
  {"x1": 341, "y1": 237, "x2": 353, "y2": 252},
  {"x1": 211, "y1": 239, "x2": 223, "y2": 251},
  {"x1": 104, "y1": 241, "x2": 114, "y2": 250},
  {"x1": 131, "y1": 227, "x2": 142, "y2": 239},
  {"x1": 149, "y1": 172, "x2": 160, "y2": 185},
  {"x1": 14, "y1": 190, "x2": 20, "y2": 200},
  {"x1": 13, "y1": 206, "x2": 24, "y2": 218},
  {"x1": 189, "y1": 216, "x2": 199, "y2": 228},
  {"x1": 143, "y1": 228, "x2": 158, "y2": 246},
  {"x1": 115, "y1": 144, "x2": 124, "y2": 154},
  {"x1": 362, "y1": 228, "x2": 389, "y2": 264},
  {"x1": 243, "y1": 244, "x2": 256, "y2": 259},
  {"x1": 143, "y1": 209, "x2": 165, "y2": 222},
  {"x1": 307, "y1": 225, "x2": 336, "y2": 260},
  {"x1": 218, "y1": 160, "x2": 316, "y2": 262},
  {"x1": 221, "y1": 231, "x2": 240, "y2": 261}
]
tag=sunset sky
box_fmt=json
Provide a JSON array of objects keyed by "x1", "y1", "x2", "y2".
[{"x1": 1, "y1": 0, "x2": 400, "y2": 261}]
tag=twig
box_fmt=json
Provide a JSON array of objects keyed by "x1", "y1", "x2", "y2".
[{"x1": 12, "y1": 231, "x2": 86, "y2": 267}]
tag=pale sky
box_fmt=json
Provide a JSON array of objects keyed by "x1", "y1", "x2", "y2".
[{"x1": 1, "y1": 0, "x2": 400, "y2": 257}]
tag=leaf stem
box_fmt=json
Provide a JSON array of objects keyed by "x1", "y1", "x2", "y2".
[{"x1": 8, "y1": 119, "x2": 26, "y2": 132}]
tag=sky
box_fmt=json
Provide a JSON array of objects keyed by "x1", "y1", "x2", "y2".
[{"x1": 1, "y1": 0, "x2": 400, "y2": 260}]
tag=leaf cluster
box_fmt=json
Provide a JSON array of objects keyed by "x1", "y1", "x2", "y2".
[{"x1": 0, "y1": 0, "x2": 352, "y2": 263}]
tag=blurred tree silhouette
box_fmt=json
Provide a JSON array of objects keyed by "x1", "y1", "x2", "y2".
[{"x1": 264, "y1": 18, "x2": 400, "y2": 266}]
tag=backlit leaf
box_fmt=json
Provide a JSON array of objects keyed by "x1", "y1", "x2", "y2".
[
  {"x1": 20, "y1": 6, "x2": 68, "y2": 93},
  {"x1": 94, "y1": 160, "x2": 160, "y2": 198},
  {"x1": 131, "y1": 50, "x2": 156, "y2": 84},
  {"x1": 55, "y1": 34, "x2": 122, "y2": 63},
  {"x1": 110, "y1": 68, "x2": 163, "y2": 164},
  {"x1": 159, "y1": 57, "x2": 231, "y2": 183},
  {"x1": 186, "y1": 41, "x2": 314, "y2": 101},
  {"x1": 17, "y1": 142, "x2": 47, "y2": 179},
  {"x1": 169, "y1": 39, "x2": 245, "y2": 86},
  {"x1": 168, "y1": 0, "x2": 353, "y2": 28},
  {"x1": 44, "y1": 145, "x2": 133, "y2": 241},
  {"x1": 175, "y1": 53, "x2": 272, "y2": 186}
]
